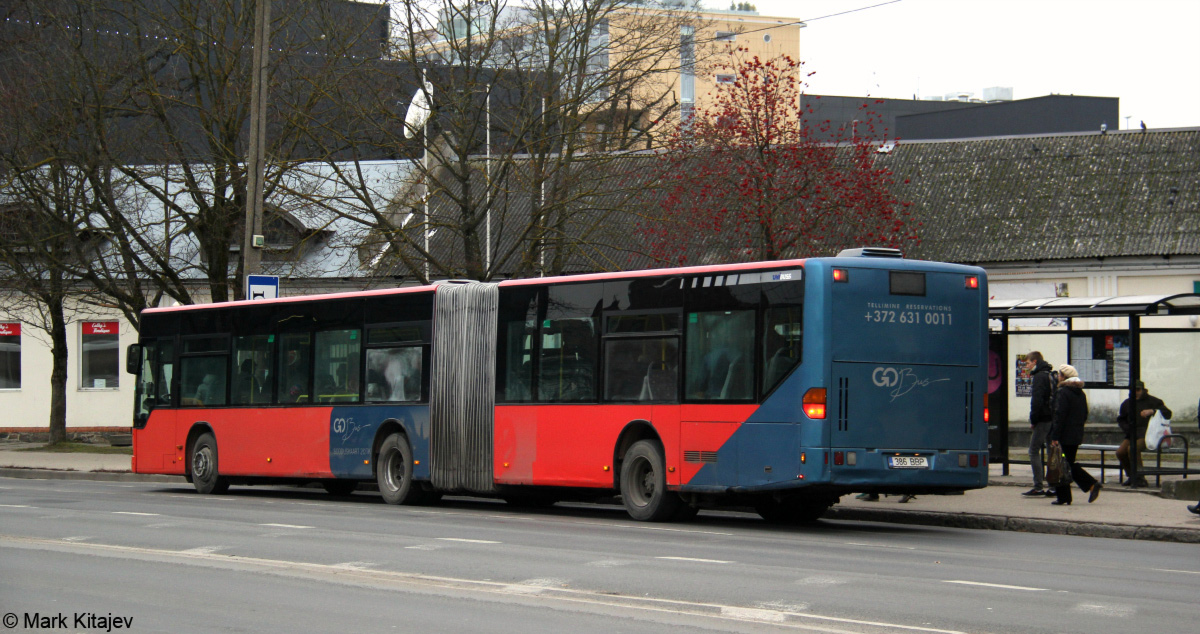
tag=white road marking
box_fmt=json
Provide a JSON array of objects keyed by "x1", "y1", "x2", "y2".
[
  {"x1": 258, "y1": 523, "x2": 312, "y2": 529},
  {"x1": 180, "y1": 546, "x2": 225, "y2": 555},
  {"x1": 403, "y1": 544, "x2": 442, "y2": 550},
  {"x1": 0, "y1": 504, "x2": 31, "y2": 508},
  {"x1": 844, "y1": 542, "x2": 916, "y2": 550},
  {"x1": 0, "y1": 534, "x2": 971, "y2": 634},
  {"x1": 113, "y1": 512, "x2": 159, "y2": 516},
  {"x1": 615, "y1": 524, "x2": 734, "y2": 536},
  {"x1": 1073, "y1": 604, "x2": 1135, "y2": 617},
  {"x1": 436, "y1": 538, "x2": 501, "y2": 544},
  {"x1": 942, "y1": 580, "x2": 1044, "y2": 592},
  {"x1": 1153, "y1": 568, "x2": 1200, "y2": 575},
  {"x1": 795, "y1": 576, "x2": 846, "y2": 586},
  {"x1": 656, "y1": 556, "x2": 732, "y2": 564},
  {"x1": 61, "y1": 536, "x2": 91, "y2": 542},
  {"x1": 504, "y1": 578, "x2": 568, "y2": 595},
  {"x1": 585, "y1": 559, "x2": 632, "y2": 568},
  {"x1": 722, "y1": 606, "x2": 787, "y2": 623},
  {"x1": 331, "y1": 561, "x2": 375, "y2": 570}
]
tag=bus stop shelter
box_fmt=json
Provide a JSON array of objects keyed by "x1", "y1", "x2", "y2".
[{"x1": 988, "y1": 293, "x2": 1200, "y2": 483}]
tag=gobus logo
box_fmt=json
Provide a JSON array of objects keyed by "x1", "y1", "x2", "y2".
[{"x1": 872, "y1": 367, "x2": 900, "y2": 387}]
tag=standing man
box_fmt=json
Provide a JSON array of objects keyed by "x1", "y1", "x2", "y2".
[
  {"x1": 1116, "y1": 380, "x2": 1172, "y2": 487},
  {"x1": 1022, "y1": 351, "x2": 1057, "y2": 497}
]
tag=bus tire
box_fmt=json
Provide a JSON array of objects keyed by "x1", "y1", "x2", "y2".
[
  {"x1": 620, "y1": 440, "x2": 681, "y2": 521},
  {"x1": 322, "y1": 480, "x2": 358, "y2": 496},
  {"x1": 191, "y1": 433, "x2": 229, "y2": 495},
  {"x1": 376, "y1": 433, "x2": 427, "y2": 505}
]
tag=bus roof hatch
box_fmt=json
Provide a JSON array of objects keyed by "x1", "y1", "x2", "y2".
[{"x1": 836, "y1": 247, "x2": 904, "y2": 259}]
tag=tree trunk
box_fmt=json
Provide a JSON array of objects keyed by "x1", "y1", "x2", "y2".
[{"x1": 47, "y1": 291, "x2": 69, "y2": 445}]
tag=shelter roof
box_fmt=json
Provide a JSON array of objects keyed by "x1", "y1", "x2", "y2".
[{"x1": 989, "y1": 293, "x2": 1200, "y2": 318}]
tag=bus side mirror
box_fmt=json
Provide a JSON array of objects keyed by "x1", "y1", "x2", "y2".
[{"x1": 126, "y1": 344, "x2": 142, "y2": 374}]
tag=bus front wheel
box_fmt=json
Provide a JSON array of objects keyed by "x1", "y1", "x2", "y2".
[
  {"x1": 191, "y1": 433, "x2": 230, "y2": 495},
  {"x1": 620, "y1": 440, "x2": 682, "y2": 521},
  {"x1": 376, "y1": 433, "x2": 435, "y2": 505}
]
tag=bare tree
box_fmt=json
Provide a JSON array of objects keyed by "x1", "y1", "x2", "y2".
[{"x1": 297, "y1": 0, "x2": 711, "y2": 282}]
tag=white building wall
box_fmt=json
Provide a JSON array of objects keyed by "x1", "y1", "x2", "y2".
[{"x1": 0, "y1": 309, "x2": 137, "y2": 431}]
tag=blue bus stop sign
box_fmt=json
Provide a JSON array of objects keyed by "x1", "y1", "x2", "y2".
[{"x1": 246, "y1": 275, "x2": 279, "y2": 301}]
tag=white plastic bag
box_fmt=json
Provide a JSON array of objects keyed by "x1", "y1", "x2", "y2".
[{"x1": 1145, "y1": 410, "x2": 1172, "y2": 450}]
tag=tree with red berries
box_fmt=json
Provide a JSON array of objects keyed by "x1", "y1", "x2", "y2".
[{"x1": 641, "y1": 50, "x2": 917, "y2": 264}]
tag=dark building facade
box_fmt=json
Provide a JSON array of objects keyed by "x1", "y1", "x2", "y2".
[{"x1": 801, "y1": 94, "x2": 1120, "y2": 142}]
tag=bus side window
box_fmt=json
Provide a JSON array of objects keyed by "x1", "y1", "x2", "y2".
[
  {"x1": 179, "y1": 355, "x2": 227, "y2": 407},
  {"x1": 365, "y1": 323, "x2": 428, "y2": 403},
  {"x1": 315, "y1": 329, "x2": 361, "y2": 403},
  {"x1": 685, "y1": 311, "x2": 754, "y2": 400},
  {"x1": 496, "y1": 288, "x2": 539, "y2": 403},
  {"x1": 232, "y1": 335, "x2": 272, "y2": 405},
  {"x1": 763, "y1": 307, "x2": 802, "y2": 393},
  {"x1": 277, "y1": 333, "x2": 312, "y2": 404}
]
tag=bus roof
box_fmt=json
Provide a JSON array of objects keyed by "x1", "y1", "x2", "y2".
[
  {"x1": 498, "y1": 259, "x2": 809, "y2": 288},
  {"x1": 141, "y1": 283, "x2": 438, "y2": 314},
  {"x1": 141, "y1": 260, "x2": 823, "y2": 314}
]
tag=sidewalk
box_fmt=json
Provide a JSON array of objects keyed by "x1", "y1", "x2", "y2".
[
  {"x1": 828, "y1": 465, "x2": 1200, "y2": 542},
  {"x1": 2, "y1": 445, "x2": 1198, "y2": 542}
]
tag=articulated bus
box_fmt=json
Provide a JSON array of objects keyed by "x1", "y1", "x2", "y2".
[{"x1": 127, "y1": 248, "x2": 989, "y2": 522}]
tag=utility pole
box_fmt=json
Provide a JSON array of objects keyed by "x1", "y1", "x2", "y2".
[{"x1": 242, "y1": 0, "x2": 271, "y2": 298}]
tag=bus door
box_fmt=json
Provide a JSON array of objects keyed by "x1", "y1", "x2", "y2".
[
  {"x1": 828, "y1": 266, "x2": 985, "y2": 452},
  {"x1": 131, "y1": 338, "x2": 179, "y2": 472}
]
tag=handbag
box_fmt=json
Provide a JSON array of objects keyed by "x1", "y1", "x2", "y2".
[{"x1": 1046, "y1": 449, "x2": 1072, "y2": 486}]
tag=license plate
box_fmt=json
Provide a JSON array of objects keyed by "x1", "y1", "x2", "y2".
[{"x1": 888, "y1": 456, "x2": 929, "y2": 469}]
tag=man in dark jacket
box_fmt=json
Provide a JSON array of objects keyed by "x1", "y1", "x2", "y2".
[
  {"x1": 1022, "y1": 352, "x2": 1057, "y2": 496},
  {"x1": 1048, "y1": 364, "x2": 1100, "y2": 505},
  {"x1": 1116, "y1": 380, "x2": 1172, "y2": 487}
]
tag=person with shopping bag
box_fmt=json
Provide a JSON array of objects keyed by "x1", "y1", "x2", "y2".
[
  {"x1": 1048, "y1": 365, "x2": 1101, "y2": 505},
  {"x1": 1116, "y1": 380, "x2": 1172, "y2": 487}
]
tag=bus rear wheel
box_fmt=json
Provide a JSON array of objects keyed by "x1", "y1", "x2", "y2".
[
  {"x1": 620, "y1": 440, "x2": 682, "y2": 521},
  {"x1": 191, "y1": 433, "x2": 230, "y2": 495},
  {"x1": 376, "y1": 433, "x2": 435, "y2": 505}
]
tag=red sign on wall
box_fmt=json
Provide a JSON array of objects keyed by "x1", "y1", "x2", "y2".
[
  {"x1": 0, "y1": 322, "x2": 19, "y2": 336},
  {"x1": 82, "y1": 321, "x2": 118, "y2": 335}
]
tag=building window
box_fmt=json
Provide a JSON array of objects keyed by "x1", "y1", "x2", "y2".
[
  {"x1": 81, "y1": 321, "x2": 119, "y2": 389},
  {"x1": 715, "y1": 74, "x2": 736, "y2": 85},
  {"x1": 680, "y1": 26, "x2": 695, "y2": 104},
  {"x1": 715, "y1": 31, "x2": 736, "y2": 42},
  {"x1": 0, "y1": 322, "x2": 19, "y2": 389}
]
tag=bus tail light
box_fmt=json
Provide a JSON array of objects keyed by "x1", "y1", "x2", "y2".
[
  {"x1": 803, "y1": 388, "x2": 827, "y2": 419},
  {"x1": 832, "y1": 268, "x2": 849, "y2": 283},
  {"x1": 833, "y1": 451, "x2": 844, "y2": 466},
  {"x1": 970, "y1": 454, "x2": 979, "y2": 468},
  {"x1": 983, "y1": 393, "x2": 989, "y2": 423}
]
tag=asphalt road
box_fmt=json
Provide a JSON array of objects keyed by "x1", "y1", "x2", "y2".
[{"x1": 1, "y1": 478, "x2": 1195, "y2": 634}]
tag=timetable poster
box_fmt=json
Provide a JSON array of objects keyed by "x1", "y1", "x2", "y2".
[{"x1": 1015, "y1": 354, "x2": 1032, "y2": 397}]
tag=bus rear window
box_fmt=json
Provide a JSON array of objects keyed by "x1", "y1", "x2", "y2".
[{"x1": 889, "y1": 271, "x2": 926, "y2": 296}]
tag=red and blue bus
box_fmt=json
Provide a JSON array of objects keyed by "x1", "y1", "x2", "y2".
[{"x1": 127, "y1": 248, "x2": 989, "y2": 522}]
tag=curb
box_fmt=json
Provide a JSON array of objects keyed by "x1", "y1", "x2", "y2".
[
  {"x1": 0, "y1": 468, "x2": 186, "y2": 484},
  {"x1": 824, "y1": 507, "x2": 1200, "y2": 544}
]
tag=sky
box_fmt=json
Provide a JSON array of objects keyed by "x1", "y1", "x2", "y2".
[{"x1": 725, "y1": 0, "x2": 1200, "y2": 130}]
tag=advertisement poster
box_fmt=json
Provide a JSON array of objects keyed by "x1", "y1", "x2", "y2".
[{"x1": 1015, "y1": 353, "x2": 1032, "y2": 397}]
